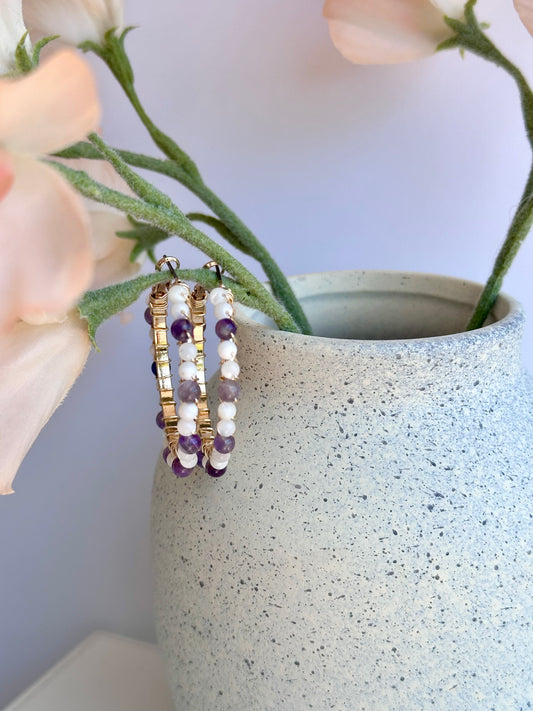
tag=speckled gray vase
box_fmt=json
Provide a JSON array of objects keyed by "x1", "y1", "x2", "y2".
[{"x1": 151, "y1": 271, "x2": 533, "y2": 711}]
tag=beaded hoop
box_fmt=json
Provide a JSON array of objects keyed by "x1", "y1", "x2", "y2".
[{"x1": 146, "y1": 257, "x2": 240, "y2": 478}]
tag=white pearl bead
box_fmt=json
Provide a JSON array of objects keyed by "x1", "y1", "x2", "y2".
[
  {"x1": 218, "y1": 340, "x2": 237, "y2": 361},
  {"x1": 214, "y1": 302, "x2": 234, "y2": 320},
  {"x1": 209, "y1": 453, "x2": 230, "y2": 469},
  {"x1": 218, "y1": 401, "x2": 236, "y2": 420},
  {"x1": 217, "y1": 419, "x2": 236, "y2": 437},
  {"x1": 178, "y1": 361, "x2": 197, "y2": 380},
  {"x1": 168, "y1": 283, "x2": 190, "y2": 302},
  {"x1": 221, "y1": 360, "x2": 240, "y2": 379},
  {"x1": 149, "y1": 344, "x2": 155, "y2": 358},
  {"x1": 178, "y1": 450, "x2": 198, "y2": 468},
  {"x1": 179, "y1": 342, "x2": 197, "y2": 361},
  {"x1": 178, "y1": 402, "x2": 198, "y2": 420},
  {"x1": 170, "y1": 301, "x2": 190, "y2": 319},
  {"x1": 177, "y1": 418, "x2": 197, "y2": 436},
  {"x1": 209, "y1": 287, "x2": 230, "y2": 305}
]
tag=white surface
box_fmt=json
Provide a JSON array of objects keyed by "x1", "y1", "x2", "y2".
[
  {"x1": 2, "y1": 632, "x2": 174, "y2": 711},
  {"x1": 1, "y1": 0, "x2": 533, "y2": 707}
]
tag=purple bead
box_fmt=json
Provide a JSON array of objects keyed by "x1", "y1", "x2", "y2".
[
  {"x1": 218, "y1": 380, "x2": 241, "y2": 401},
  {"x1": 151, "y1": 361, "x2": 158, "y2": 376},
  {"x1": 156, "y1": 410, "x2": 165, "y2": 429},
  {"x1": 178, "y1": 380, "x2": 201, "y2": 403},
  {"x1": 197, "y1": 451, "x2": 205, "y2": 468},
  {"x1": 179, "y1": 433, "x2": 202, "y2": 454},
  {"x1": 171, "y1": 318, "x2": 192, "y2": 342},
  {"x1": 172, "y1": 458, "x2": 194, "y2": 478},
  {"x1": 215, "y1": 318, "x2": 237, "y2": 340},
  {"x1": 162, "y1": 446, "x2": 170, "y2": 461},
  {"x1": 144, "y1": 307, "x2": 153, "y2": 325},
  {"x1": 213, "y1": 434, "x2": 235, "y2": 454},
  {"x1": 206, "y1": 461, "x2": 227, "y2": 478}
]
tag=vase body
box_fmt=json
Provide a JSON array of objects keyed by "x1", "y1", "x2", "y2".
[{"x1": 151, "y1": 271, "x2": 533, "y2": 711}]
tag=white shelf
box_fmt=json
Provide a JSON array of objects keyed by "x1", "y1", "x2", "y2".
[{"x1": 3, "y1": 632, "x2": 175, "y2": 711}]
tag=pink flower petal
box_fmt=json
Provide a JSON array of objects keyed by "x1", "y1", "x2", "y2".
[
  {"x1": 0, "y1": 149, "x2": 14, "y2": 200},
  {"x1": 0, "y1": 155, "x2": 93, "y2": 332},
  {"x1": 515, "y1": 0, "x2": 533, "y2": 36},
  {"x1": 89, "y1": 210, "x2": 140, "y2": 289},
  {"x1": 0, "y1": 49, "x2": 100, "y2": 155},
  {"x1": 51, "y1": 157, "x2": 136, "y2": 262},
  {"x1": 23, "y1": 0, "x2": 123, "y2": 46},
  {"x1": 323, "y1": 0, "x2": 455, "y2": 64},
  {"x1": 0, "y1": 316, "x2": 90, "y2": 494}
]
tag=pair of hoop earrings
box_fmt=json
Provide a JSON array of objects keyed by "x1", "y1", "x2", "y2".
[{"x1": 145, "y1": 256, "x2": 240, "y2": 478}]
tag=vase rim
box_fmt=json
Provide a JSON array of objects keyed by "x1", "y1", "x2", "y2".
[{"x1": 236, "y1": 270, "x2": 524, "y2": 346}]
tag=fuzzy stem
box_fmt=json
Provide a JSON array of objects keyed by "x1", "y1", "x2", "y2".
[
  {"x1": 439, "y1": 1, "x2": 533, "y2": 328},
  {"x1": 81, "y1": 33, "x2": 312, "y2": 335},
  {"x1": 46, "y1": 158, "x2": 300, "y2": 333}
]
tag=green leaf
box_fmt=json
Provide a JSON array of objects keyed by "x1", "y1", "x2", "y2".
[
  {"x1": 116, "y1": 216, "x2": 170, "y2": 263},
  {"x1": 186, "y1": 212, "x2": 254, "y2": 257},
  {"x1": 464, "y1": 0, "x2": 479, "y2": 26},
  {"x1": 14, "y1": 33, "x2": 32, "y2": 74},
  {"x1": 78, "y1": 273, "x2": 168, "y2": 347},
  {"x1": 32, "y1": 35, "x2": 60, "y2": 66},
  {"x1": 437, "y1": 36, "x2": 460, "y2": 52}
]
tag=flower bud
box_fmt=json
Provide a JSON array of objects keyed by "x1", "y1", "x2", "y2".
[{"x1": 23, "y1": 0, "x2": 124, "y2": 46}]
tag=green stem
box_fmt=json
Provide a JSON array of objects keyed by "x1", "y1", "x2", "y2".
[
  {"x1": 187, "y1": 181, "x2": 313, "y2": 335},
  {"x1": 439, "y1": 1, "x2": 533, "y2": 328},
  {"x1": 80, "y1": 31, "x2": 312, "y2": 335},
  {"x1": 81, "y1": 30, "x2": 201, "y2": 181},
  {"x1": 46, "y1": 157, "x2": 300, "y2": 333},
  {"x1": 466, "y1": 165, "x2": 533, "y2": 329}
]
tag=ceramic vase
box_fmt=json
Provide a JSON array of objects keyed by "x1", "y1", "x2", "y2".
[{"x1": 151, "y1": 271, "x2": 533, "y2": 711}]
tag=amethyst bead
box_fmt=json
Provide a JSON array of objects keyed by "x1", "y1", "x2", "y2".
[
  {"x1": 156, "y1": 410, "x2": 165, "y2": 429},
  {"x1": 144, "y1": 307, "x2": 153, "y2": 325},
  {"x1": 178, "y1": 380, "x2": 201, "y2": 402},
  {"x1": 171, "y1": 318, "x2": 193, "y2": 342},
  {"x1": 206, "y1": 461, "x2": 227, "y2": 478},
  {"x1": 172, "y1": 458, "x2": 194, "y2": 478},
  {"x1": 218, "y1": 379, "x2": 241, "y2": 401},
  {"x1": 213, "y1": 434, "x2": 235, "y2": 454},
  {"x1": 179, "y1": 433, "x2": 202, "y2": 454},
  {"x1": 215, "y1": 318, "x2": 237, "y2": 340},
  {"x1": 162, "y1": 446, "x2": 170, "y2": 461},
  {"x1": 197, "y1": 451, "x2": 205, "y2": 468},
  {"x1": 151, "y1": 361, "x2": 158, "y2": 376}
]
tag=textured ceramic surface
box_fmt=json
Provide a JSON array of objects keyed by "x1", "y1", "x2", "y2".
[{"x1": 151, "y1": 271, "x2": 533, "y2": 711}]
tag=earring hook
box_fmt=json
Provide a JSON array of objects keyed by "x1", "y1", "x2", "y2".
[
  {"x1": 203, "y1": 260, "x2": 224, "y2": 287},
  {"x1": 156, "y1": 255, "x2": 180, "y2": 280}
]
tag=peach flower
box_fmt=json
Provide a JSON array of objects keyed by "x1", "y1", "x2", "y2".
[
  {"x1": 0, "y1": 49, "x2": 137, "y2": 495},
  {"x1": 0, "y1": 160, "x2": 140, "y2": 494},
  {"x1": 0, "y1": 50, "x2": 100, "y2": 331},
  {"x1": 323, "y1": 0, "x2": 465, "y2": 64},
  {"x1": 23, "y1": 0, "x2": 124, "y2": 46},
  {"x1": 515, "y1": 0, "x2": 533, "y2": 35}
]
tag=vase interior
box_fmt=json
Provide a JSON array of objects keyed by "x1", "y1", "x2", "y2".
[{"x1": 240, "y1": 271, "x2": 514, "y2": 341}]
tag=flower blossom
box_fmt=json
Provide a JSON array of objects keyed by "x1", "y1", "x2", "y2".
[
  {"x1": 23, "y1": 0, "x2": 124, "y2": 46},
  {"x1": 323, "y1": 0, "x2": 466, "y2": 64},
  {"x1": 515, "y1": 0, "x2": 533, "y2": 36},
  {"x1": 0, "y1": 49, "x2": 100, "y2": 331},
  {"x1": 0, "y1": 49, "x2": 137, "y2": 494}
]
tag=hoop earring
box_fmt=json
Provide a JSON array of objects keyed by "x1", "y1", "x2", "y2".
[{"x1": 147, "y1": 257, "x2": 240, "y2": 478}]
